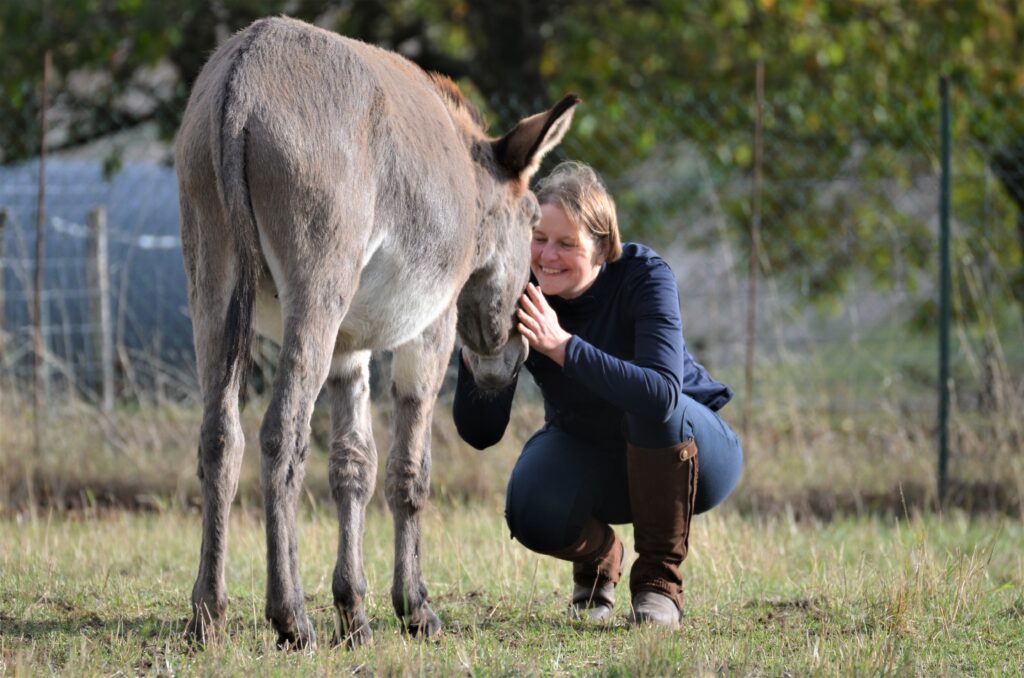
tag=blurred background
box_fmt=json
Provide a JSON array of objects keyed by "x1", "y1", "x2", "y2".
[{"x1": 1, "y1": 0, "x2": 1021, "y2": 518}]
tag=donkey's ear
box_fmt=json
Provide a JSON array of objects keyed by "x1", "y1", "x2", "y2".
[{"x1": 493, "y1": 94, "x2": 580, "y2": 181}]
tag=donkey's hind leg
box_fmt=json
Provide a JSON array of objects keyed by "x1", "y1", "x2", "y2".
[
  {"x1": 386, "y1": 305, "x2": 457, "y2": 637},
  {"x1": 260, "y1": 296, "x2": 345, "y2": 649},
  {"x1": 182, "y1": 201, "x2": 249, "y2": 644},
  {"x1": 326, "y1": 351, "x2": 378, "y2": 648}
]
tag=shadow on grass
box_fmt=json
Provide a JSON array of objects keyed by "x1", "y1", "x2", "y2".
[{"x1": 1, "y1": 612, "x2": 188, "y2": 643}]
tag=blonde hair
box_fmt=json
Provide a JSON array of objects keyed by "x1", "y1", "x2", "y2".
[{"x1": 535, "y1": 161, "x2": 622, "y2": 262}]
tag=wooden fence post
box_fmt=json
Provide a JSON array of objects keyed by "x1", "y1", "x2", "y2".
[
  {"x1": 33, "y1": 49, "x2": 52, "y2": 467},
  {"x1": 87, "y1": 206, "x2": 114, "y2": 413}
]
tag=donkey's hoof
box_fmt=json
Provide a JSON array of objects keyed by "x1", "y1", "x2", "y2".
[
  {"x1": 401, "y1": 605, "x2": 442, "y2": 639},
  {"x1": 272, "y1": 614, "x2": 317, "y2": 651},
  {"x1": 184, "y1": 615, "x2": 218, "y2": 647},
  {"x1": 184, "y1": 603, "x2": 226, "y2": 647},
  {"x1": 333, "y1": 609, "x2": 373, "y2": 649}
]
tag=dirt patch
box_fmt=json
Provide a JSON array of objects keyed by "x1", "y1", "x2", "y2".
[{"x1": 745, "y1": 597, "x2": 828, "y2": 628}]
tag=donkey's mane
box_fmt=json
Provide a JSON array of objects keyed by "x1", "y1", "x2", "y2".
[{"x1": 426, "y1": 72, "x2": 487, "y2": 132}]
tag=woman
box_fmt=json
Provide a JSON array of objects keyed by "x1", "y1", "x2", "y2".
[{"x1": 453, "y1": 161, "x2": 743, "y2": 627}]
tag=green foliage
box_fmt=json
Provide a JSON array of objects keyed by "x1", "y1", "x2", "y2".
[
  {"x1": 1, "y1": 0, "x2": 1022, "y2": 323},
  {"x1": 537, "y1": 0, "x2": 1024, "y2": 321},
  {"x1": 0, "y1": 0, "x2": 335, "y2": 161}
]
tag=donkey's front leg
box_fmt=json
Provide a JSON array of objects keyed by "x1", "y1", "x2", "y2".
[
  {"x1": 385, "y1": 308, "x2": 456, "y2": 638},
  {"x1": 326, "y1": 351, "x2": 377, "y2": 649}
]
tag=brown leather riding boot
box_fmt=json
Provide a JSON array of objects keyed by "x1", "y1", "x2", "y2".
[
  {"x1": 540, "y1": 517, "x2": 624, "y2": 620},
  {"x1": 627, "y1": 438, "x2": 699, "y2": 627}
]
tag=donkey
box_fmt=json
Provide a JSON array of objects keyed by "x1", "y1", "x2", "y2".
[{"x1": 175, "y1": 16, "x2": 576, "y2": 648}]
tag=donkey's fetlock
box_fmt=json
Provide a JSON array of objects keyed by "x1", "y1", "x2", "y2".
[
  {"x1": 270, "y1": 610, "x2": 316, "y2": 650},
  {"x1": 393, "y1": 585, "x2": 441, "y2": 639},
  {"x1": 400, "y1": 604, "x2": 442, "y2": 639},
  {"x1": 332, "y1": 606, "x2": 372, "y2": 649},
  {"x1": 185, "y1": 597, "x2": 227, "y2": 646},
  {"x1": 266, "y1": 597, "x2": 316, "y2": 651}
]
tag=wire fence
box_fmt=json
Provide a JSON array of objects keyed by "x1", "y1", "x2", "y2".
[
  {"x1": 1, "y1": 80, "x2": 1022, "y2": 474},
  {"x1": 0, "y1": 161, "x2": 192, "y2": 405}
]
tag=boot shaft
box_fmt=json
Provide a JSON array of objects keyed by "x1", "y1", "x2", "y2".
[{"x1": 627, "y1": 439, "x2": 699, "y2": 610}]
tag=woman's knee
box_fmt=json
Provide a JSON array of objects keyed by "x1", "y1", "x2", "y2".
[
  {"x1": 504, "y1": 475, "x2": 582, "y2": 552},
  {"x1": 503, "y1": 454, "x2": 593, "y2": 557},
  {"x1": 503, "y1": 425, "x2": 605, "y2": 552}
]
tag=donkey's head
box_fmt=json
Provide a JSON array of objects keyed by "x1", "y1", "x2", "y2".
[{"x1": 457, "y1": 94, "x2": 580, "y2": 391}]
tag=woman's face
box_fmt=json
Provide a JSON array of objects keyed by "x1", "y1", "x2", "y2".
[{"x1": 531, "y1": 203, "x2": 605, "y2": 299}]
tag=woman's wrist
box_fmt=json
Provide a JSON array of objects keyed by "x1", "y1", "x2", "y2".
[{"x1": 546, "y1": 335, "x2": 571, "y2": 367}]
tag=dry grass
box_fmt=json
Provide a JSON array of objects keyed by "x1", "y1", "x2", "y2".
[
  {"x1": 1, "y1": 504, "x2": 1022, "y2": 675},
  {"x1": 2, "y1": 379, "x2": 1021, "y2": 520}
]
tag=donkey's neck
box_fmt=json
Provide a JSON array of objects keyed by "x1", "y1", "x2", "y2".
[{"x1": 426, "y1": 73, "x2": 487, "y2": 138}]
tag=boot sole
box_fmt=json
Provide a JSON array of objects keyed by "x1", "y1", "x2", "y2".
[{"x1": 629, "y1": 611, "x2": 681, "y2": 629}]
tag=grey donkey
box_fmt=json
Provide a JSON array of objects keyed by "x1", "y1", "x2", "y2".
[{"x1": 176, "y1": 16, "x2": 577, "y2": 649}]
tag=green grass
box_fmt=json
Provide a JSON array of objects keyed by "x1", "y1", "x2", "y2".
[{"x1": 2, "y1": 505, "x2": 1022, "y2": 675}]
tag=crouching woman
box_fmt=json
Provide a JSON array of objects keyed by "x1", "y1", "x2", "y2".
[{"x1": 453, "y1": 161, "x2": 743, "y2": 627}]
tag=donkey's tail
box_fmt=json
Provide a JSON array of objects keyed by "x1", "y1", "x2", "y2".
[{"x1": 208, "y1": 21, "x2": 272, "y2": 394}]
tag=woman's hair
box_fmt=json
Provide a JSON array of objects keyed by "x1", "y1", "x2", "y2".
[{"x1": 535, "y1": 161, "x2": 622, "y2": 262}]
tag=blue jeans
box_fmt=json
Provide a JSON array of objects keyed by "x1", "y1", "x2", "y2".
[{"x1": 505, "y1": 394, "x2": 743, "y2": 553}]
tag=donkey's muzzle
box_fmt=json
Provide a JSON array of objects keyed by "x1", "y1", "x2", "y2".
[{"x1": 465, "y1": 336, "x2": 527, "y2": 391}]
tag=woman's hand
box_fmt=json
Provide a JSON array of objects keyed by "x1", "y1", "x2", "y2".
[{"x1": 517, "y1": 283, "x2": 572, "y2": 366}]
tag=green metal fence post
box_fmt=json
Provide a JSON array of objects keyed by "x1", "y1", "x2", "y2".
[{"x1": 937, "y1": 75, "x2": 951, "y2": 506}]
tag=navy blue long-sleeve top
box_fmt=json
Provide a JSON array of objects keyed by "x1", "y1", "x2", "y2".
[{"x1": 453, "y1": 243, "x2": 732, "y2": 450}]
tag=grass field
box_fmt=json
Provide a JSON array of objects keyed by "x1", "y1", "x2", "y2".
[
  {"x1": 2, "y1": 319, "x2": 1022, "y2": 675},
  {"x1": 2, "y1": 503, "x2": 1022, "y2": 675}
]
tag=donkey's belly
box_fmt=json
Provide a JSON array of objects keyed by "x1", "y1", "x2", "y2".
[
  {"x1": 252, "y1": 261, "x2": 458, "y2": 353},
  {"x1": 338, "y1": 263, "x2": 455, "y2": 351}
]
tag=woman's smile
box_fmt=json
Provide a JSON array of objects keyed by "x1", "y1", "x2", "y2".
[{"x1": 531, "y1": 203, "x2": 605, "y2": 299}]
